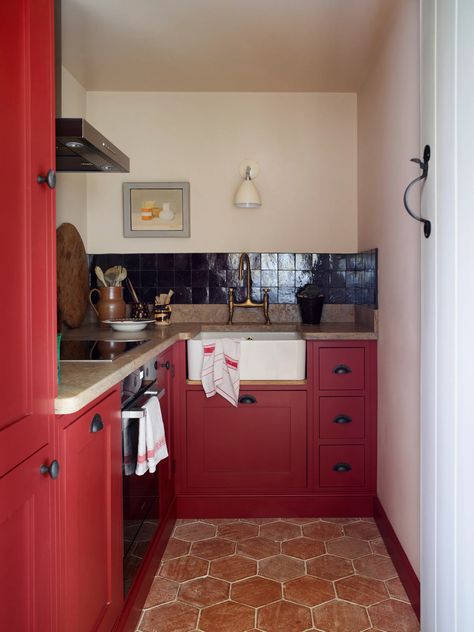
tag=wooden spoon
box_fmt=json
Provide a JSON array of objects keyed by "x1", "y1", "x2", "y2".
[{"x1": 95, "y1": 266, "x2": 107, "y2": 287}]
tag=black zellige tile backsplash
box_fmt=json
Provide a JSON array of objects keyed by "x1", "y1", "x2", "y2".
[{"x1": 90, "y1": 250, "x2": 378, "y2": 307}]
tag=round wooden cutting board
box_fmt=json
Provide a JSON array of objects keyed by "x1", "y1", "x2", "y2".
[{"x1": 56, "y1": 223, "x2": 89, "y2": 328}]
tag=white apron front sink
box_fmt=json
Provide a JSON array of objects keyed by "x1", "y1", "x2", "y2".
[{"x1": 187, "y1": 331, "x2": 306, "y2": 381}]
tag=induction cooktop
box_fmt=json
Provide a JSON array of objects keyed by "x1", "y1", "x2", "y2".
[{"x1": 60, "y1": 339, "x2": 150, "y2": 362}]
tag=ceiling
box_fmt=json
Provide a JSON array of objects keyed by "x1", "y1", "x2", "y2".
[{"x1": 61, "y1": 0, "x2": 397, "y2": 92}]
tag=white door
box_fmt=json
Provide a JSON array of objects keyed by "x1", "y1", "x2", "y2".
[{"x1": 421, "y1": 1, "x2": 474, "y2": 629}]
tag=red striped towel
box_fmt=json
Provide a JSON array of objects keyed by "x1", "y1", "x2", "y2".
[
  {"x1": 201, "y1": 339, "x2": 241, "y2": 406},
  {"x1": 135, "y1": 395, "x2": 169, "y2": 475}
]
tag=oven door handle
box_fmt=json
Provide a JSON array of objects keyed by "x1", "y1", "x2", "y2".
[{"x1": 122, "y1": 387, "x2": 165, "y2": 419}]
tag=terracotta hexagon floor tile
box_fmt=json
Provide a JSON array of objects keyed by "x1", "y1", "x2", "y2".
[
  {"x1": 370, "y1": 537, "x2": 390, "y2": 557},
  {"x1": 240, "y1": 517, "x2": 279, "y2": 525},
  {"x1": 259, "y1": 554, "x2": 305, "y2": 582},
  {"x1": 140, "y1": 601, "x2": 199, "y2": 632},
  {"x1": 284, "y1": 517, "x2": 322, "y2": 525},
  {"x1": 257, "y1": 599, "x2": 312, "y2": 632},
  {"x1": 335, "y1": 574, "x2": 388, "y2": 606},
  {"x1": 353, "y1": 554, "x2": 397, "y2": 581},
  {"x1": 159, "y1": 555, "x2": 209, "y2": 582},
  {"x1": 144, "y1": 577, "x2": 178, "y2": 608},
  {"x1": 281, "y1": 536, "x2": 325, "y2": 560},
  {"x1": 326, "y1": 537, "x2": 372, "y2": 559},
  {"x1": 162, "y1": 538, "x2": 191, "y2": 561},
  {"x1": 198, "y1": 600, "x2": 255, "y2": 632},
  {"x1": 302, "y1": 521, "x2": 344, "y2": 541},
  {"x1": 201, "y1": 518, "x2": 240, "y2": 525},
  {"x1": 386, "y1": 577, "x2": 410, "y2": 602},
  {"x1": 174, "y1": 522, "x2": 217, "y2": 542},
  {"x1": 321, "y1": 517, "x2": 361, "y2": 524},
  {"x1": 217, "y1": 522, "x2": 259, "y2": 541},
  {"x1": 209, "y1": 554, "x2": 257, "y2": 581},
  {"x1": 307, "y1": 554, "x2": 354, "y2": 581},
  {"x1": 236, "y1": 536, "x2": 281, "y2": 560},
  {"x1": 260, "y1": 521, "x2": 302, "y2": 542},
  {"x1": 178, "y1": 576, "x2": 229, "y2": 608},
  {"x1": 283, "y1": 575, "x2": 335, "y2": 607},
  {"x1": 231, "y1": 575, "x2": 281, "y2": 607},
  {"x1": 344, "y1": 521, "x2": 381, "y2": 541},
  {"x1": 190, "y1": 537, "x2": 236, "y2": 560},
  {"x1": 369, "y1": 599, "x2": 420, "y2": 631},
  {"x1": 312, "y1": 599, "x2": 370, "y2": 632}
]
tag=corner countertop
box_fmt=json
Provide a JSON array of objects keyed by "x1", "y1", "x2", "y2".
[{"x1": 56, "y1": 321, "x2": 377, "y2": 415}]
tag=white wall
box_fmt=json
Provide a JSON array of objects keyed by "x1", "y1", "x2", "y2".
[
  {"x1": 85, "y1": 92, "x2": 358, "y2": 253},
  {"x1": 358, "y1": 0, "x2": 420, "y2": 575},
  {"x1": 56, "y1": 67, "x2": 88, "y2": 243}
]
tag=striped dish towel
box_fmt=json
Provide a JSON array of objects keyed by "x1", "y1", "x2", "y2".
[
  {"x1": 201, "y1": 338, "x2": 241, "y2": 406},
  {"x1": 135, "y1": 395, "x2": 169, "y2": 475}
]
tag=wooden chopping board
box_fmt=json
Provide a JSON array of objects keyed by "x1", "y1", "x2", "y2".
[{"x1": 56, "y1": 223, "x2": 89, "y2": 328}]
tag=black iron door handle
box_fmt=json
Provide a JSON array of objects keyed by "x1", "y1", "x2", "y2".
[
  {"x1": 239, "y1": 394, "x2": 257, "y2": 404},
  {"x1": 333, "y1": 415, "x2": 352, "y2": 425},
  {"x1": 333, "y1": 365, "x2": 352, "y2": 375},
  {"x1": 403, "y1": 144, "x2": 431, "y2": 238},
  {"x1": 37, "y1": 169, "x2": 56, "y2": 189},
  {"x1": 332, "y1": 462, "x2": 352, "y2": 473},
  {"x1": 90, "y1": 414, "x2": 104, "y2": 433},
  {"x1": 40, "y1": 460, "x2": 60, "y2": 479}
]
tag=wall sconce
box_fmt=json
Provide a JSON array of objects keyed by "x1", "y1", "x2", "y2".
[{"x1": 234, "y1": 160, "x2": 262, "y2": 208}]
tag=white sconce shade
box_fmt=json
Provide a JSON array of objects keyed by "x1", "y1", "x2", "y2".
[{"x1": 234, "y1": 160, "x2": 262, "y2": 208}]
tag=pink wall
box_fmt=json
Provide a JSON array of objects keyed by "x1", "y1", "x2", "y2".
[{"x1": 358, "y1": 0, "x2": 420, "y2": 575}]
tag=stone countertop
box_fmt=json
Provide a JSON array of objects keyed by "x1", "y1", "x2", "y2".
[{"x1": 56, "y1": 320, "x2": 377, "y2": 415}]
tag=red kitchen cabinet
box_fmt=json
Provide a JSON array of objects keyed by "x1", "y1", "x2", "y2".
[
  {"x1": 0, "y1": 446, "x2": 56, "y2": 630},
  {"x1": 57, "y1": 389, "x2": 123, "y2": 632},
  {"x1": 186, "y1": 390, "x2": 307, "y2": 491}
]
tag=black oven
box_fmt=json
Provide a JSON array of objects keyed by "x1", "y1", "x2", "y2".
[{"x1": 121, "y1": 371, "x2": 165, "y2": 595}]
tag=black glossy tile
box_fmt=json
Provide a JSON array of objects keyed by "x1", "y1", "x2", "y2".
[
  {"x1": 355, "y1": 254, "x2": 365, "y2": 271},
  {"x1": 345, "y1": 288, "x2": 356, "y2": 303},
  {"x1": 250, "y1": 287, "x2": 262, "y2": 302},
  {"x1": 158, "y1": 270, "x2": 174, "y2": 287},
  {"x1": 267, "y1": 287, "x2": 278, "y2": 303},
  {"x1": 215, "y1": 253, "x2": 228, "y2": 270},
  {"x1": 329, "y1": 254, "x2": 347, "y2": 271},
  {"x1": 312, "y1": 254, "x2": 329, "y2": 271},
  {"x1": 278, "y1": 287, "x2": 297, "y2": 304},
  {"x1": 249, "y1": 253, "x2": 261, "y2": 269},
  {"x1": 174, "y1": 287, "x2": 192, "y2": 303},
  {"x1": 278, "y1": 253, "x2": 295, "y2": 270},
  {"x1": 251, "y1": 270, "x2": 261, "y2": 287},
  {"x1": 328, "y1": 288, "x2": 347, "y2": 303},
  {"x1": 174, "y1": 253, "x2": 192, "y2": 270},
  {"x1": 192, "y1": 253, "x2": 209, "y2": 270},
  {"x1": 345, "y1": 271, "x2": 361, "y2": 288},
  {"x1": 139, "y1": 254, "x2": 157, "y2": 270},
  {"x1": 140, "y1": 270, "x2": 157, "y2": 287},
  {"x1": 156, "y1": 253, "x2": 174, "y2": 269},
  {"x1": 296, "y1": 270, "x2": 312, "y2": 287},
  {"x1": 278, "y1": 271, "x2": 296, "y2": 287},
  {"x1": 296, "y1": 254, "x2": 312, "y2": 270},
  {"x1": 123, "y1": 254, "x2": 140, "y2": 270},
  {"x1": 175, "y1": 270, "x2": 191, "y2": 286},
  {"x1": 346, "y1": 255, "x2": 357, "y2": 271},
  {"x1": 312, "y1": 270, "x2": 329, "y2": 289},
  {"x1": 227, "y1": 253, "x2": 241, "y2": 269},
  {"x1": 192, "y1": 270, "x2": 209, "y2": 287},
  {"x1": 329, "y1": 271, "x2": 346, "y2": 288},
  {"x1": 142, "y1": 287, "x2": 157, "y2": 302},
  {"x1": 226, "y1": 270, "x2": 240, "y2": 287},
  {"x1": 209, "y1": 287, "x2": 228, "y2": 304},
  {"x1": 192, "y1": 287, "x2": 209, "y2": 303},
  {"x1": 261, "y1": 270, "x2": 277, "y2": 287},
  {"x1": 261, "y1": 253, "x2": 277, "y2": 270},
  {"x1": 209, "y1": 269, "x2": 227, "y2": 287}
]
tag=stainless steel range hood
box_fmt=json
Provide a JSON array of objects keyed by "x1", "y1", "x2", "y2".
[{"x1": 55, "y1": 1, "x2": 130, "y2": 173}]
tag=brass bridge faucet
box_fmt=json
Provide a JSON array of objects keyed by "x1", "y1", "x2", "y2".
[{"x1": 228, "y1": 252, "x2": 271, "y2": 324}]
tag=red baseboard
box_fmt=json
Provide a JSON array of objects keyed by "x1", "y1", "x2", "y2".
[
  {"x1": 373, "y1": 497, "x2": 420, "y2": 620},
  {"x1": 177, "y1": 494, "x2": 375, "y2": 518},
  {"x1": 113, "y1": 500, "x2": 176, "y2": 632}
]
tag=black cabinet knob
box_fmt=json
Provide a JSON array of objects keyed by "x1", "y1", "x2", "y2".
[
  {"x1": 90, "y1": 414, "x2": 104, "y2": 433},
  {"x1": 37, "y1": 169, "x2": 56, "y2": 189},
  {"x1": 40, "y1": 459, "x2": 60, "y2": 479},
  {"x1": 161, "y1": 361, "x2": 170, "y2": 370},
  {"x1": 333, "y1": 364, "x2": 352, "y2": 375},
  {"x1": 238, "y1": 394, "x2": 257, "y2": 405},
  {"x1": 333, "y1": 415, "x2": 352, "y2": 425},
  {"x1": 332, "y1": 462, "x2": 352, "y2": 473}
]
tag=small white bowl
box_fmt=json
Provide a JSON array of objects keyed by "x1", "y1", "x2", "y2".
[{"x1": 101, "y1": 319, "x2": 155, "y2": 332}]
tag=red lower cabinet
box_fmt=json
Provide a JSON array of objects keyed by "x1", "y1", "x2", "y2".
[
  {"x1": 319, "y1": 445, "x2": 366, "y2": 487},
  {"x1": 0, "y1": 445, "x2": 55, "y2": 630},
  {"x1": 186, "y1": 390, "x2": 307, "y2": 491},
  {"x1": 58, "y1": 389, "x2": 123, "y2": 632}
]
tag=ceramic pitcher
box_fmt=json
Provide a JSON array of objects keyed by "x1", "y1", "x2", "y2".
[{"x1": 89, "y1": 286, "x2": 126, "y2": 321}]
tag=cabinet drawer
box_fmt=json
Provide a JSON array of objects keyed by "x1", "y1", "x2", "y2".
[
  {"x1": 319, "y1": 445, "x2": 365, "y2": 487},
  {"x1": 319, "y1": 397, "x2": 365, "y2": 440},
  {"x1": 319, "y1": 347, "x2": 365, "y2": 390}
]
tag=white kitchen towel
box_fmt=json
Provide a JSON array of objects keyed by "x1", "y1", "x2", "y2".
[
  {"x1": 122, "y1": 417, "x2": 137, "y2": 476},
  {"x1": 201, "y1": 338, "x2": 241, "y2": 407},
  {"x1": 135, "y1": 395, "x2": 169, "y2": 475}
]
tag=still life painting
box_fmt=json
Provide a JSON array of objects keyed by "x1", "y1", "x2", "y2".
[{"x1": 123, "y1": 182, "x2": 190, "y2": 237}]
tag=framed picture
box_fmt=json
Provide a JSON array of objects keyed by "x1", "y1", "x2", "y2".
[{"x1": 123, "y1": 181, "x2": 190, "y2": 237}]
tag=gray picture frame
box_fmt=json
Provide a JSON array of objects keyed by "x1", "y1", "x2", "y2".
[{"x1": 123, "y1": 181, "x2": 190, "y2": 238}]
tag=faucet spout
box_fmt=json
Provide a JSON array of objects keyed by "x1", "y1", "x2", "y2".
[
  {"x1": 228, "y1": 252, "x2": 271, "y2": 325},
  {"x1": 238, "y1": 252, "x2": 252, "y2": 302}
]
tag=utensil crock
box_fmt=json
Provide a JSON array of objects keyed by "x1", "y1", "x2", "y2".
[{"x1": 89, "y1": 286, "x2": 126, "y2": 322}]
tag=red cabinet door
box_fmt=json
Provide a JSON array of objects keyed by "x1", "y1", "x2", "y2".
[
  {"x1": 0, "y1": 446, "x2": 55, "y2": 631},
  {"x1": 186, "y1": 390, "x2": 307, "y2": 491},
  {"x1": 58, "y1": 390, "x2": 123, "y2": 632},
  {"x1": 319, "y1": 445, "x2": 366, "y2": 487},
  {"x1": 157, "y1": 349, "x2": 175, "y2": 516},
  {"x1": 319, "y1": 347, "x2": 365, "y2": 390},
  {"x1": 319, "y1": 396, "x2": 365, "y2": 440}
]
